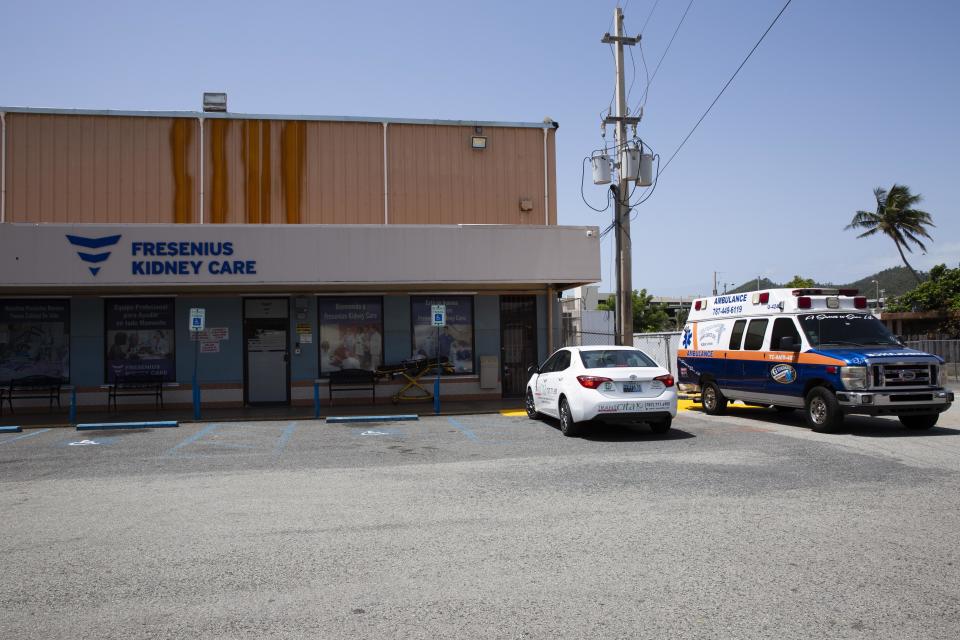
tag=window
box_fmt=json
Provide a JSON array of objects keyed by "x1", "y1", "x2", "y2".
[
  {"x1": 318, "y1": 296, "x2": 383, "y2": 375},
  {"x1": 729, "y1": 320, "x2": 746, "y2": 350},
  {"x1": 0, "y1": 299, "x2": 70, "y2": 383},
  {"x1": 743, "y1": 319, "x2": 768, "y2": 351},
  {"x1": 104, "y1": 298, "x2": 175, "y2": 382},
  {"x1": 579, "y1": 349, "x2": 657, "y2": 368},
  {"x1": 554, "y1": 350, "x2": 571, "y2": 371},
  {"x1": 539, "y1": 351, "x2": 563, "y2": 373},
  {"x1": 770, "y1": 318, "x2": 801, "y2": 351},
  {"x1": 410, "y1": 296, "x2": 474, "y2": 373}
]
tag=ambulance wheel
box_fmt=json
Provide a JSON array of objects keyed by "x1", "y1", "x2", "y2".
[
  {"x1": 559, "y1": 397, "x2": 581, "y2": 437},
  {"x1": 701, "y1": 382, "x2": 727, "y2": 415},
  {"x1": 525, "y1": 388, "x2": 540, "y2": 420},
  {"x1": 804, "y1": 387, "x2": 843, "y2": 432},
  {"x1": 899, "y1": 414, "x2": 939, "y2": 430}
]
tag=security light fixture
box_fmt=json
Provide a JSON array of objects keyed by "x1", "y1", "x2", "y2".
[
  {"x1": 203, "y1": 92, "x2": 227, "y2": 112},
  {"x1": 471, "y1": 136, "x2": 487, "y2": 149}
]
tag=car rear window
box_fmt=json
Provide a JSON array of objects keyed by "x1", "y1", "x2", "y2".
[{"x1": 579, "y1": 349, "x2": 657, "y2": 369}]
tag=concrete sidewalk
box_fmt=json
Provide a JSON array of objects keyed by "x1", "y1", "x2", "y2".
[{"x1": 0, "y1": 396, "x2": 526, "y2": 428}]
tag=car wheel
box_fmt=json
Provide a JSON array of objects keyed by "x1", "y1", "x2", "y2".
[
  {"x1": 899, "y1": 414, "x2": 939, "y2": 430},
  {"x1": 649, "y1": 415, "x2": 672, "y2": 435},
  {"x1": 773, "y1": 405, "x2": 796, "y2": 414},
  {"x1": 701, "y1": 381, "x2": 727, "y2": 415},
  {"x1": 525, "y1": 388, "x2": 540, "y2": 420},
  {"x1": 804, "y1": 387, "x2": 843, "y2": 432},
  {"x1": 559, "y1": 397, "x2": 580, "y2": 437}
]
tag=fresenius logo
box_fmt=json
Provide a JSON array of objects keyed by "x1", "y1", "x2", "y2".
[{"x1": 65, "y1": 234, "x2": 122, "y2": 276}]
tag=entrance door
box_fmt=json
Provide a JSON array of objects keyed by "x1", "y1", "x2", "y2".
[
  {"x1": 243, "y1": 298, "x2": 290, "y2": 405},
  {"x1": 500, "y1": 295, "x2": 537, "y2": 397}
]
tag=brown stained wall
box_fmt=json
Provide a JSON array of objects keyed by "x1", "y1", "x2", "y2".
[
  {"x1": 387, "y1": 124, "x2": 554, "y2": 225},
  {"x1": 4, "y1": 112, "x2": 556, "y2": 226},
  {"x1": 202, "y1": 119, "x2": 383, "y2": 224},
  {"x1": 4, "y1": 114, "x2": 197, "y2": 223}
]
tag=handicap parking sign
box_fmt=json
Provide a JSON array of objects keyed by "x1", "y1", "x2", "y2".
[
  {"x1": 190, "y1": 307, "x2": 205, "y2": 331},
  {"x1": 431, "y1": 304, "x2": 446, "y2": 327}
]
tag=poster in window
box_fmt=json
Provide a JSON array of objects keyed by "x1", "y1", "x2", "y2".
[
  {"x1": 105, "y1": 299, "x2": 175, "y2": 381},
  {"x1": 318, "y1": 297, "x2": 383, "y2": 375},
  {"x1": 0, "y1": 299, "x2": 70, "y2": 383},
  {"x1": 411, "y1": 296, "x2": 474, "y2": 373}
]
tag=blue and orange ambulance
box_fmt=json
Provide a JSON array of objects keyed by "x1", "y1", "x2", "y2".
[{"x1": 677, "y1": 288, "x2": 953, "y2": 431}]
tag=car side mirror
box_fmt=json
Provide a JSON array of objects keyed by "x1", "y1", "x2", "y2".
[
  {"x1": 779, "y1": 337, "x2": 801, "y2": 352},
  {"x1": 527, "y1": 364, "x2": 539, "y2": 376}
]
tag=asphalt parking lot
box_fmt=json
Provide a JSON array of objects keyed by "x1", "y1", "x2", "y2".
[{"x1": 2, "y1": 401, "x2": 960, "y2": 639}]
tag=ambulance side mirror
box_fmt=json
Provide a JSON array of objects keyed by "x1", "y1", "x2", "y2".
[{"x1": 780, "y1": 337, "x2": 801, "y2": 352}]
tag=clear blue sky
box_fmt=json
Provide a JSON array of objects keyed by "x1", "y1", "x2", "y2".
[{"x1": 2, "y1": 0, "x2": 957, "y2": 296}]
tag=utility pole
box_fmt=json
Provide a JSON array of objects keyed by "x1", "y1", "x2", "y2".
[
  {"x1": 713, "y1": 271, "x2": 718, "y2": 296},
  {"x1": 602, "y1": 8, "x2": 639, "y2": 346}
]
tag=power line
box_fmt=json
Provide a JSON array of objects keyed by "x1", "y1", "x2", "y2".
[
  {"x1": 660, "y1": 0, "x2": 794, "y2": 174},
  {"x1": 639, "y1": 0, "x2": 661, "y2": 35},
  {"x1": 636, "y1": 0, "x2": 696, "y2": 112}
]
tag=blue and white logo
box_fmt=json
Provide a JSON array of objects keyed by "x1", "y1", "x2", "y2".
[
  {"x1": 770, "y1": 363, "x2": 798, "y2": 384},
  {"x1": 681, "y1": 327, "x2": 693, "y2": 349},
  {"x1": 65, "y1": 234, "x2": 122, "y2": 276}
]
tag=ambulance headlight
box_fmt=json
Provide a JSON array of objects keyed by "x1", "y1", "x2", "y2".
[{"x1": 840, "y1": 366, "x2": 868, "y2": 390}]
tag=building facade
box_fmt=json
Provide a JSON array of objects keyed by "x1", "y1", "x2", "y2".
[{"x1": 0, "y1": 107, "x2": 600, "y2": 408}]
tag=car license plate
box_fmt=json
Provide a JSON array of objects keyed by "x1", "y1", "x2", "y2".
[{"x1": 622, "y1": 383, "x2": 642, "y2": 393}]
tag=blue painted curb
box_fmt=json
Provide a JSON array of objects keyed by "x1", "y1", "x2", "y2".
[
  {"x1": 0, "y1": 426, "x2": 23, "y2": 433},
  {"x1": 76, "y1": 420, "x2": 179, "y2": 431},
  {"x1": 326, "y1": 414, "x2": 419, "y2": 424}
]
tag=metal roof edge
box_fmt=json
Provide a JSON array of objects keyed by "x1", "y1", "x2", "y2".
[{"x1": 0, "y1": 106, "x2": 557, "y2": 129}]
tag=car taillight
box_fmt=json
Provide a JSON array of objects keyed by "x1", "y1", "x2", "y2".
[
  {"x1": 655, "y1": 374, "x2": 675, "y2": 387},
  {"x1": 854, "y1": 296, "x2": 867, "y2": 309},
  {"x1": 797, "y1": 296, "x2": 811, "y2": 309},
  {"x1": 577, "y1": 375, "x2": 612, "y2": 389}
]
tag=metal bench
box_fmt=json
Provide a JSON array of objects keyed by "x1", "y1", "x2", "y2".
[
  {"x1": 0, "y1": 375, "x2": 63, "y2": 416},
  {"x1": 107, "y1": 375, "x2": 166, "y2": 411},
  {"x1": 328, "y1": 368, "x2": 376, "y2": 405}
]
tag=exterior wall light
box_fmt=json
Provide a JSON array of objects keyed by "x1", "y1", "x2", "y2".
[{"x1": 471, "y1": 136, "x2": 487, "y2": 149}]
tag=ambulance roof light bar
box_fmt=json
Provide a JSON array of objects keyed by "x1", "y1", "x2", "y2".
[{"x1": 792, "y1": 288, "x2": 839, "y2": 296}]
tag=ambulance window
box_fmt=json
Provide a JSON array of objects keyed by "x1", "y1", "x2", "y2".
[
  {"x1": 770, "y1": 318, "x2": 801, "y2": 351},
  {"x1": 744, "y1": 319, "x2": 768, "y2": 350},
  {"x1": 728, "y1": 320, "x2": 746, "y2": 350}
]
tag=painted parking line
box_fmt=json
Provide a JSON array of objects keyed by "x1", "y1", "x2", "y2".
[
  {"x1": 447, "y1": 417, "x2": 481, "y2": 442},
  {"x1": 165, "y1": 423, "x2": 222, "y2": 456},
  {"x1": 273, "y1": 422, "x2": 297, "y2": 455},
  {"x1": 499, "y1": 409, "x2": 526, "y2": 417},
  {"x1": 0, "y1": 428, "x2": 51, "y2": 445}
]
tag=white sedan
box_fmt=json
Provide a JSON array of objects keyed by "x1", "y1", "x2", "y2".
[{"x1": 525, "y1": 346, "x2": 678, "y2": 437}]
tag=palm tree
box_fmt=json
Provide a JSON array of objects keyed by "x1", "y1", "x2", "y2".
[{"x1": 846, "y1": 184, "x2": 935, "y2": 283}]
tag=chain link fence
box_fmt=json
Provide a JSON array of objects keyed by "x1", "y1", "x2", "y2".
[{"x1": 633, "y1": 332, "x2": 682, "y2": 378}]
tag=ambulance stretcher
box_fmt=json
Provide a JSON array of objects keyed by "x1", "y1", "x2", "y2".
[{"x1": 376, "y1": 357, "x2": 455, "y2": 404}]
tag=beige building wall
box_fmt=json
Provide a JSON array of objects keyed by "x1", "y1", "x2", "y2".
[
  {"x1": 4, "y1": 113, "x2": 198, "y2": 224},
  {"x1": 2, "y1": 111, "x2": 557, "y2": 226}
]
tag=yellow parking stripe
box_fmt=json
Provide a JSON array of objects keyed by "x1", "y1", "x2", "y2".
[{"x1": 500, "y1": 410, "x2": 527, "y2": 417}]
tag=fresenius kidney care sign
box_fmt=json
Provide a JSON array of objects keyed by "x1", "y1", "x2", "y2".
[
  {"x1": 64, "y1": 235, "x2": 257, "y2": 278},
  {"x1": 0, "y1": 222, "x2": 600, "y2": 291}
]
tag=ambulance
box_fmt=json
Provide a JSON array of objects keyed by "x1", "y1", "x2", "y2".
[{"x1": 677, "y1": 288, "x2": 954, "y2": 431}]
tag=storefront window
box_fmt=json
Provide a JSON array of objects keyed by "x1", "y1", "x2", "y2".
[
  {"x1": 0, "y1": 299, "x2": 70, "y2": 382},
  {"x1": 104, "y1": 298, "x2": 176, "y2": 381},
  {"x1": 318, "y1": 297, "x2": 384, "y2": 375},
  {"x1": 410, "y1": 296, "x2": 474, "y2": 373}
]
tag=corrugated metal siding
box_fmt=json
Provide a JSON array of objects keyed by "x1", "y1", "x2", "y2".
[
  {"x1": 4, "y1": 114, "x2": 196, "y2": 223},
  {"x1": 202, "y1": 119, "x2": 383, "y2": 224},
  {"x1": 4, "y1": 113, "x2": 555, "y2": 226},
  {"x1": 387, "y1": 124, "x2": 551, "y2": 225}
]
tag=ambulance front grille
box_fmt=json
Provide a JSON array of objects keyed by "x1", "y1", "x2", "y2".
[{"x1": 871, "y1": 364, "x2": 937, "y2": 388}]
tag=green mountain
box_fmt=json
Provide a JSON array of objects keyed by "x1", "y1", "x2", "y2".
[{"x1": 726, "y1": 266, "x2": 922, "y2": 298}]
